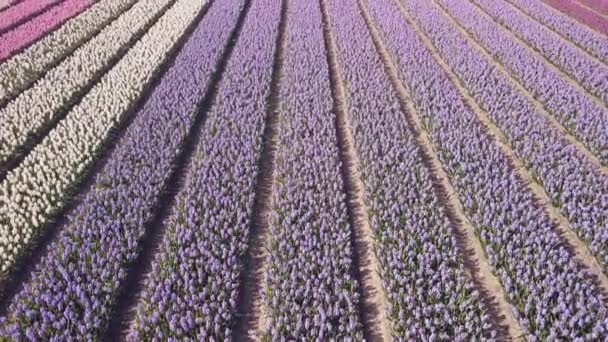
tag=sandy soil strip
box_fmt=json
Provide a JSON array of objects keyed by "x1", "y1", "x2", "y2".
[
  {"x1": 358, "y1": 0, "x2": 525, "y2": 339},
  {"x1": 424, "y1": 0, "x2": 608, "y2": 303},
  {"x1": 319, "y1": 0, "x2": 392, "y2": 339}
]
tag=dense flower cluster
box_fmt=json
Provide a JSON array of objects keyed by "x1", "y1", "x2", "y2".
[
  {"x1": 0, "y1": 0, "x2": 239, "y2": 338},
  {"x1": 0, "y1": 0, "x2": 175, "y2": 167},
  {"x1": 436, "y1": 0, "x2": 608, "y2": 165},
  {"x1": 0, "y1": 0, "x2": 204, "y2": 280},
  {"x1": 129, "y1": 0, "x2": 283, "y2": 339},
  {"x1": 0, "y1": 0, "x2": 137, "y2": 104},
  {"x1": 407, "y1": 0, "x2": 608, "y2": 278},
  {"x1": 263, "y1": 0, "x2": 362, "y2": 339},
  {"x1": 0, "y1": 0, "x2": 61, "y2": 33},
  {"x1": 369, "y1": 0, "x2": 608, "y2": 339},
  {"x1": 505, "y1": 0, "x2": 608, "y2": 65},
  {"x1": 472, "y1": 0, "x2": 608, "y2": 105},
  {"x1": 0, "y1": 0, "x2": 94, "y2": 63},
  {"x1": 328, "y1": 0, "x2": 493, "y2": 339},
  {"x1": 544, "y1": 0, "x2": 608, "y2": 35}
]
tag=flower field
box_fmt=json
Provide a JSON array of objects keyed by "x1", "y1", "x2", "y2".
[{"x1": 0, "y1": 0, "x2": 606, "y2": 340}]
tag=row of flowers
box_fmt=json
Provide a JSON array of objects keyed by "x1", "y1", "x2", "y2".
[
  {"x1": 369, "y1": 0, "x2": 608, "y2": 338},
  {"x1": 0, "y1": 0, "x2": 61, "y2": 34},
  {"x1": 437, "y1": 0, "x2": 608, "y2": 165},
  {"x1": 505, "y1": 0, "x2": 608, "y2": 65},
  {"x1": 412, "y1": 0, "x2": 608, "y2": 286},
  {"x1": 0, "y1": 0, "x2": 239, "y2": 338},
  {"x1": 263, "y1": 0, "x2": 362, "y2": 338},
  {"x1": 472, "y1": 0, "x2": 608, "y2": 105},
  {"x1": 0, "y1": 0, "x2": 137, "y2": 105},
  {"x1": 0, "y1": 0, "x2": 176, "y2": 168},
  {"x1": 130, "y1": 0, "x2": 281, "y2": 338},
  {"x1": 0, "y1": 0, "x2": 202, "y2": 285},
  {"x1": 329, "y1": 0, "x2": 494, "y2": 338}
]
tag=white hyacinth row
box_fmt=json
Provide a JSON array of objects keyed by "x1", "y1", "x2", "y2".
[
  {"x1": 0, "y1": 0, "x2": 206, "y2": 277},
  {"x1": 0, "y1": 0, "x2": 175, "y2": 166},
  {"x1": 0, "y1": 0, "x2": 138, "y2": 105}
]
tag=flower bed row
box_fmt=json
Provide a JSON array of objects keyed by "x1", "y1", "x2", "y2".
[
  {"x1": 0, "y1": 0, "x2": 62, "y2": 34},
  {"x1": 0, "y1": 0, "x2": 175, "y2": 168},
  {"x1": 472, "y1": 0, "x2": 608, "y2": 105},
  {"x1": 0, "y1": 0, "x2": 204, "y2": 281},
  {"x1": 409, "y1": 0, "x2": 608, "y2": 279},
  {"x1": 504, "y1": 0, "x2": 608, "y2": 65},
  {"x1": 0, "y1": 0, "x2": 94, "y2": 63},
  {"x1": 262, "y1": 0, "x2": 362, "y2": 339},
  {"x1": 368, "y1": 0, "x2": 608, "y2": 338},
  {"x1": 436, "y1": 0, "x2": 608, "y2": 165},
  {"x1": 129, "y1": 0, "x2": 284, "y2": 339},
  {"x1": 0, "y1": 0, "x2": 243, "y2": 338},
  {"x1": 328, "y1": 0, "x2": 493, "y2": 338},
  {"x1": 544, "y1": 0, "x2": 608, "y2": 35},
  {"x1": 0, "y1": 0, "x2": 137, "y2": 105}
]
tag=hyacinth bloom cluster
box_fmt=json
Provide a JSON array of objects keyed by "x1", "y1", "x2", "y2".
[
  {"x1": 328, "y1": 0, "x2": 493, "y2": 338},
  {"x1": 0, "y1": 0, "x2": 94, "y2": 63},
  {"x1": 0, "y1": 0, "x2": 204, "y2": 279},
  {"x1": 405, "y1": 0, "x2": 608, "y2": 277},
  {"x1": 368, "y1": 0, "x2": 608, "y2": 338},
  {"x1": 129, "y1": 0, "x2": 282, "y2": 339},
  {"x1": 0, "y1": 0, "x2": 175, "y2": 168},
  {"x1": 0, "y1": 0, "x2": 138, "y2": 105},
  {"x1": 261, "y1": 0, "x2": 362, "y2": 339},
  {"x1": 0, "y1": 0, "x2": 14, "y2": 11},
  {"x1": 0, "y1": 0, "x2": 242, "y2": 338},
  {"x1": 0, "y1": 0, "x2": 61, "y2": 33},
  {"x1": 544, "y1": 0, "x2": 608, "y2": 35},
  {"x1": 436, "y1": 0, "x2": 608, "y2": 165},
  {"x1": 505, "y1": 0, "x2": 608, "y2": 65},
  {"x1": 471, "y1": 0, "x2": 608, "y2": 105}
]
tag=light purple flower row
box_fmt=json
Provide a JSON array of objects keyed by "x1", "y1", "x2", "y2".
[
  {"x1": 471, "y1": 0, "x2": 608, "y2": 105},
  {"x1": 0, "y1": 0, "x2": 240, "y2": 339},
  {"x1": 262, "y1": 0, "x2": 362, "y2": 339},
  {"x1": 504, "y1": 0, "x2": 608, "y2": 65},
  {"x1": 436, "y1": 0, "x2": 608, "y2": 165},
  {"x1": 129, "y1": 0, "x2": 281, "y2": 339},
  {"x1": 328, "y1": 0, "x2": 492, "y2": 339},
  {"x1": 407, "y1": 0, "x2": 608, "y2": 281},
  {"x1": 368, "y1": 0, "x2": 608, "y2": 338}
]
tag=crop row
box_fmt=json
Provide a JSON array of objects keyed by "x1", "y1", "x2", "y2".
[
  {"x1": 472, "y1": 0, "x2": 608, "y2": 105},
  {"x1": 0, "y1": 0, "x2": 94, "y2": 63},
  {"x1": 414, "y1": 0, "x2": 608, "y2": 276},
  {"x1": 327, "y1": 0, "x2": 493, "y2": 338},
  {"x1": 262, "y1": 0, "x2": 362, "y2": 338},
  {"x1": 0, "y1": 0, "x2": 245, "y2": 338},
  {"x1": 129, "y1": 0, "x2": 283, "y2": 338},
  {"x1": 505, "y1": 0, "x2": 608, "y2": 65},
  {"x1": 0, "y1": 0, "x2": 203, "y2": 281},
  {"x1": 0, "y1": 0, "x2": 137, "y2": 106},
  {"x1": 544, "y1": 0, "x2": 608, "y2": 35},
  {"x1": 0, "y1": 0, "x2": 61, "y2": 34},
  {"x1": 437, "y1": 0, "x2": 608, "y2": 166},
  {"x1": 580, "y1": 0, "x2": 608, "y2": 15},
  {"x1": 368, "y1": 0, "x2": 608, "y2": 338},
  {"x1": 0, "y1": 0, "x2": 175, "y2": 169}
]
